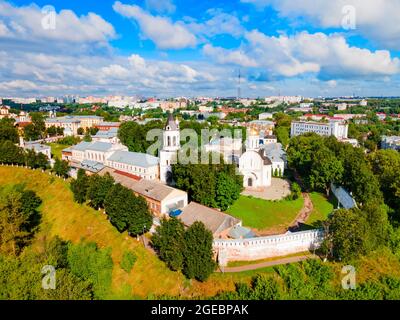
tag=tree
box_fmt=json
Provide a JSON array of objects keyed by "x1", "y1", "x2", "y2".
[
  {"x1": 104, "y1": 183, "x2": 152, "y2": 236},
  {"x1": 152, "y1": 217, "x2": 185, "y2": 271},
  {"x1": 173, "y1": 162, "x2": 243, "y2": 211},
  {"x1": 70, "y1": 169, "x2": 89, "y2": 204},
  {"x1": 86, "y1": 173, "x2": 115, "y2": 209},
  {"x1": 77, "y1": 127, "x2": 84, "y2": 135},
  {"x1": 182, "y1": 221, "x2": 216, "y2": 281},
  {"x1": 24, "y1": 112, "x2": 46, "y2": 141},
  {"x1": 67, "y1": 241, "x2": 113, "y2": 299},
  {"x1": 368, "y1": 150, "x2": 400, "y2": 213},
  {"x1": 52, "y1": 158, "x2": 70, "y2": 178},
  {"x1": 0, "y1": 186, "x2": 42, "y2": 256},
  {"x1": 118, "y1": 121, "x2": 147, "y2": 152},
  {"x1": 25, "y1": 149, "x2": 48, "y2": 170},
  {"x1": 0, "y1": 140, "x2": 25, "y2": 164},
  {"x1": 309, "y1": 148, "x2": 344, "y2": 195},
  {"x1": 215, "y1": 172, "x2": 242, "y2": 211},
  {"x1": 0, "y1": 118, "x2": 19, "y2": 143},
  {"x1": 321, "y1": 208, "x2": 369, "y2": 262}
]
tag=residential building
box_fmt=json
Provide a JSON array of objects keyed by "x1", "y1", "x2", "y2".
[
  {"x1": 45, "y1": 115, "x2": 103, "y2": 135},
  {"x1": 291, "y1": 120, "x2": 349, "y2": 139},
  {"x1": 258, "y1": 112, "x2": 273, "y2": 120},
  {"x1": 0, "y1": 105, "x2": 10, "y2": 119}
]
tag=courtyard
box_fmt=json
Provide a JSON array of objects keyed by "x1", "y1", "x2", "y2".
[{"x1": 241, "y1": 178, "x2": 291, "y2": 201}]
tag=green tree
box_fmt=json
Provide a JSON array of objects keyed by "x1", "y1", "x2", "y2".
[
  {"x1": 182, "y1": 221, "x2": 216, "y2": 281},
  {"x1": 0, "y1": 140, "x2": 25, "y2": 164},
  {"x1": 0, "y1": 186, "x2": 41, "y2": 256},
  {"x1": 67, "y1": 241, "x2": 113, "y2": 299},
  {"x1": 70, "y1": 169, "x2": 89, "y2": 204},
  {"x1": 86, "y1": 173, "x2": 115, "y2": 209},
  {"x1": 152, "y1": 217, "x2": 185, "y2": 271},
  {"x1": 309, "y1": 148, "x2": 344, "y2": 195},
  {"x1": 321, "y1": 208, "x2": 369, "y2": 261},
  {"x1": 0, "y1": 118, "x2": 19, "y2": 143},
  {"x1": 118, "y1": 121, "x2": 147, "y2": 152},
  {"x1": 215, "y1": 172, "x2": 242, "y2": 211},
  {"x1": 104, "y1": 184, "x2": 152, "y2": 236},
  {"x1": 52, "y1": 158, "x2": 69, "y2": 178}
]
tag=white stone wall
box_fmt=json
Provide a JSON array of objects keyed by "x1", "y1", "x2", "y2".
[{"x1": 214, "y1": 229, "x2": 324, "y2": 266}]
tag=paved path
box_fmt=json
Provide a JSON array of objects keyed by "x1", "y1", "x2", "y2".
[{"x1": 217, "y1": 254, "x2": 318, "y2": 273}]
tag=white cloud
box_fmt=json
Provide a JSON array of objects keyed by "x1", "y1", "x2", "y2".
[
  {"x1": 145, "y1": 0, "x2": 176, "y2": 14},
  {"x1": 204, "y1": 30, "x2": 400, "y2": 80},
  {"x1": 113, "y1": 1, "x2": 196, "y2": 49},
  {"x1": 241, "y1": 0, "x2": 400, "y2": 49},
  {"x1": 187, "y1": 10, "x2": 245, "y2": 39},
  {"x1": 203, "y1": 44, "x2": 258, "y2": 67},
  {"x1": 0, "y1": 0, "x2": 116, "y2": 44}
]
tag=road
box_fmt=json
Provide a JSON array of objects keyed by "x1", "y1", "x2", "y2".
[{"x1": 217, "y1": 254, "x2": 318, "y2": 273}]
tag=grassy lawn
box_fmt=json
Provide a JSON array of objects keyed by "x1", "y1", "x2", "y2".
[
  {"x1": 306, "y1": 192, "x2": 335, "y2": 227},
  {"x1": 47, "y1": 143, "x2": 70, "y2": 159},
  {"x1": 226, "y1": 195, "x2": 304, "y2": 232}
]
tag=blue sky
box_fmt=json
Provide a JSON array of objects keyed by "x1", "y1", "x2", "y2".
[{"x1": 1, "y1": 0, "x2": 400, "y2": 97}]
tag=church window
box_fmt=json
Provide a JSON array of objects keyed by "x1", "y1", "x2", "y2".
[{"x1": 167, "y1": 136, "x2": 171, "y2": 146}]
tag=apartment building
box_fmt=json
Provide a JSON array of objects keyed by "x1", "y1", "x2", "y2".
[{"x1": 291, "y1": 120, "x2": 348, "y2": 139}]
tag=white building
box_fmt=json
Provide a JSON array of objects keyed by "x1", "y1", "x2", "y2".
[
  {"x1": 106, "y1": 151, "x2": 159, "y2": 180},
  {"x1": 381, "y1": 136, "x2": 400, "y2": 151},
  {"x1": 291, "y1": 120, "x2": 349, "y2": 139},
  {"x1": 239, "y1": 130, "x2": 272, "y2": 189},
  {"x1": 159, "y1": 114, "x2": 181, "y2": 184},
  {"x1": 258, "y1": 112, "x2": 273, "y2": 120}
]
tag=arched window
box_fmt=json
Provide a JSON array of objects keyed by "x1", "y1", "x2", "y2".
[{"x1": 173, "y1": 136, "x2": 176, "y2": 146}]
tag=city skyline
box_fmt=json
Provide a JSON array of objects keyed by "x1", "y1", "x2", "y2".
[{"x1": 1, "y1": 0, "x2": 400, "y2": 97}]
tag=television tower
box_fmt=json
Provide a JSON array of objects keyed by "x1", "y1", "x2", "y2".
[{"x1": 237, "y1": 68, "x2": 241, "y2": 100}]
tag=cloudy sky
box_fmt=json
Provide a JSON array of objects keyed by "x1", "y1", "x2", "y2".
[{"x1": 1, "y1": 0, "x2": 400, "y2": 97}]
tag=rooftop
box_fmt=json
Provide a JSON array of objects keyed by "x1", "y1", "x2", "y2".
[
  {"x1": 99, "y1": 168, "x2": 186, "y2": 202},
  {"x1": 179, "y1": 202, "x2": 241, "y2": 237},
  {"x1": 107, "y1": 150, "x2": 159, "y2": 168}
]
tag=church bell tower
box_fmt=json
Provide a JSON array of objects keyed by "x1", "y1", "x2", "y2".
[{"x1": 159, "y1": 114, "x2": 180, "y2": 184}]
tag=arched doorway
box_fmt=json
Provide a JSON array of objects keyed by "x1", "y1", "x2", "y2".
[
  {"x1": 166, "y1": 171, "x2": 173, "y2": 185},
  {"x1": 248, "y1": 178, "x2": 253, "y2": 187}
]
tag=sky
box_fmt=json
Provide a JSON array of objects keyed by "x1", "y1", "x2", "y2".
[{"x1": 1, "y1": 0, "x2": 400, "y2": 98}]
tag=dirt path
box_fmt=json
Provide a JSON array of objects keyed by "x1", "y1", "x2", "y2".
[
  {"x1": 289, "y1": 193, "x2": 314, "y2": 230},
  {"x1": 217, "y1": 254, "x2": 318, "y2": 273}
]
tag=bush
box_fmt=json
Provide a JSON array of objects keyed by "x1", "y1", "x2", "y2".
[{"x1": 120, "y1": 251, "x2": 137, "y2": 273}]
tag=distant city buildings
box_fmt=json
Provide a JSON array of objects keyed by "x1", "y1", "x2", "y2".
[
  {"x1": 45, "y1": 114, "x2": 103, "y2": 135},
  {"x1": 265, "y1": 96, "x2": 303, "y2": 104},
  {"x1": 381, "y1": 136, "x2": 400, "y2": 151}
]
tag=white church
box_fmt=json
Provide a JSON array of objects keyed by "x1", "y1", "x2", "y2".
[{"x1": 159, "y1": 115, "x2": 286, "y2": 190}]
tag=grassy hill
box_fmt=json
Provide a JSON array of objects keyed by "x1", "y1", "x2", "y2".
[
  {"x1": 0, "y1": 166, "x2": 185, "y2": 298},
  {"x1": 2, "y1": 166, "x2": 400, "y2": 299}
]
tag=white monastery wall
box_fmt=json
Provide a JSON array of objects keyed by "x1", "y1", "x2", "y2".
[{"x1": 214, "y1": 229, "x2": 324, "y2": 266}]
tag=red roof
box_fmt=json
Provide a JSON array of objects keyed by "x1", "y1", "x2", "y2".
[{"x1": 114, "y1": 170, "x2": 142, "y2": 181}]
